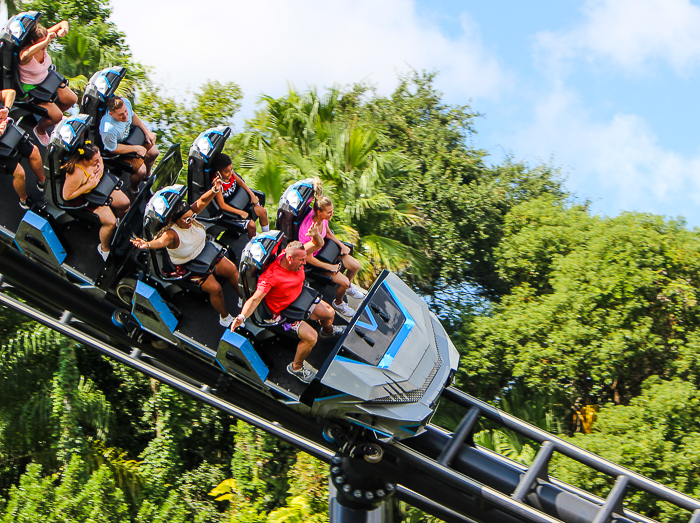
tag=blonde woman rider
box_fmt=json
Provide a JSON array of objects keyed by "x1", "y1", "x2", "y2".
[{"x1": 298, "y1": 179, "x2": 363, "y2": 317}]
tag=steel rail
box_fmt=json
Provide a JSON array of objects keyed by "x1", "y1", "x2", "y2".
[{"x1": 443, "y1": 386, "x2": 700, "y2": 513}]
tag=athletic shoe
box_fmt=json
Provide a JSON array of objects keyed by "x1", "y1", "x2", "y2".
[
  {"x1": 19, "y1": 199, "x2": 30, "y2": 210},
  {"x1": 97, "y1": 244, "x2": 109, "y2": 261},
  {"x1": 219, "y1": 314, "x2": 234, "y2": 327},
  {"x1": 332, "y1": 300, "x2": 355, "y2": 317},
  {"x1": 320, "y1": 325, "x2": 346, "y2": 338},
  {"x1": 287, "y1": 361, "x2": 317, "y2": 383},
  {"x1": 345, "y1": 284, "x2": 364, "y2": 299},
  {"x1": 36, "y1": 179, "x2": 46, "y2": 190},
  {"x1": 33, "y1": 126, "x2": 50, "y2": 146}
]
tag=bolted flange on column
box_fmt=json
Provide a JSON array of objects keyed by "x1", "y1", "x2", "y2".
[{"x1": 330, "y1": 454, "x2": 396, "y2": 510}]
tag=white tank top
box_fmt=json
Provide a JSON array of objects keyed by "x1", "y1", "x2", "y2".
[{"x1": 167, "y1": 224, "x2": 206, "y2": 265}]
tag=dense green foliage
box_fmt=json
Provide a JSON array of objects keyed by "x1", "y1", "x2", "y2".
[{"x1": 3, "y1": 1, "x2": 700, "y2": 522}]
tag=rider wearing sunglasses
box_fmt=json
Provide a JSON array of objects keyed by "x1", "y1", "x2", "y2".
[{"x1": 131, "y1": 177, "x2": 243, "y2": 327}]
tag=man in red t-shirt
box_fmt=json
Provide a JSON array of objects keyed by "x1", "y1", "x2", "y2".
[{"x1": 230, "y1": 224, "x2": 344, "y2": 383}]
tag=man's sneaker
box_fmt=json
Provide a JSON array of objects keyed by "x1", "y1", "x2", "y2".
[
  {"x1": 287, "y1": 361, "x2": 317, "y2": 383},
  {"x1": 332, "y1": 300, "x2": 355, "y2": 317},
  {"x1": 320, "y1": 325, "x2": 346, "y2": 338},
  {"x1": 19, "y1": 198, "x2": 30, "y2": 210},
  {"x1": 33, "y1": 126, "x2": 50, "y2": 146},
  {"x1": 97, "y1": 244, "x2": 109, "y2": 261},
  {"x1": 345, "y1": 284, "x2": 364, "y2": 299},
  {"x1": 36, "y1": 179, "x2": 46, "y2": 190},
  {"x1": 219, "y1": 314, "x2": 234, "y2": 327}
]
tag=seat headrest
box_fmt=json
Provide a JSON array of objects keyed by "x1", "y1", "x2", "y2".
[
  {"x1": 279, "y1": 179, "x2": 314, "y2": 216},
  {"x1": 84, "y1": 66, "x2": 127, "y2": 102},
  {"x1": 1, "y1": 11, "x2": 41, "y2": 46},
  {"x1": 50, "y1": 114, "x2": 92, "y2": 154},
  {"x1": 240, "y1": 230, "x2": 285, "y2": 272},
  {"x1": 189, "y1": 125, "x2": 232, "y2": 163},
  {"x1": 144, "y1": 184, "x2": 188, "y2": 232}
]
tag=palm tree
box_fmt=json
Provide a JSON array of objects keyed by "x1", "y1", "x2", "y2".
[{"x1": 245, "y1": 87, "x2": 427, "y2": 282}]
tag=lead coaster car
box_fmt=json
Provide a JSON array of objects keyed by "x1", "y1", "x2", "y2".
[{"x1": 217, "y1": 231, "x2": 460, "y2": 444}]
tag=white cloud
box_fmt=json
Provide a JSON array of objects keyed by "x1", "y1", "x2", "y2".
[
  {"x1": 506, "y1": 86, "x2": 700, "y2": 217},
  {"x1": 535, "y1": 0, "x2": 700, "y2": 76},
  {"x1": 109, "y1": 0, "x2": 508, "y2": 121}
]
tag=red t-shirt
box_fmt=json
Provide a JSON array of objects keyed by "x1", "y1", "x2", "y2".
[{"x1": 257, "y1": 251, "x2": 305, "y2": 314}]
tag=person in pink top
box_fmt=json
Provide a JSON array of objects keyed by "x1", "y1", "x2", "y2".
[
  {"x1": 18, "y1": 19, "x2": 78, "y2": 146},
  {"x1": 298, "y1": 178, "x2": 363, "y2": 318}
]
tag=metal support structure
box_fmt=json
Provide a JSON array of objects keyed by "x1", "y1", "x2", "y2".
[
  {"x1": 438, "y1": 406, "x2": 480, "y2": 467},
  {"x1": 442, "y1": 387, "x2": 700, "y2": 514},
  {"x1": 329, "y1": 481, "x2": 389, "y2": 523},
  {"x1": 591, "y1": 475, "x2": 629, "y2": 523},
  {"x1": 512, "y1": 441, "x2": 555, "y2": 502},
  {"x1": 2, "y1": 237, "x2": 700, "y2": 523}
]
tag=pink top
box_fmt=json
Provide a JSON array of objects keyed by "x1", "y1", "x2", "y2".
[
  {"x1": 19, "y1": 49, "x2": 51, "y2": 85},
  {"x1": 298, "y1": 210, "x2": 327, "y2": 256}
]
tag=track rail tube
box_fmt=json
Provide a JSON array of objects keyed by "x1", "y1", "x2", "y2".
[{"x1": 443, "y1": 387, "x2": 700, "y2": 512}]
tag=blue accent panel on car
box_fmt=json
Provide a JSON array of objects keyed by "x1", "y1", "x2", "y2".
[
  {"x1": 398, "y1": 423, "x2": 421, "y2": 435},
  {"x1": 15, "y1": 211, "x2": 66, "y2": 264},
  {"x1": 347, "y1": 418, "x2": 393, "y2": 438},
  {"x1": 314, "y1": 393, "x2": 349, "y2": 403},
  {"x1": 377, "y1": 283, "x2": 415, "y2": 369},
  {"x1": 356, "y1": 306, "x2": 378, "y2": 332},
  {"x1": 134, "y1": 281, "x2": 178, "y2": 332},
  {"x1": 334, "y1": 355, "x2": 371, "y2": 366},
  {"x1": 221, "y1": 330, "x2": 269, "y2": 382}
]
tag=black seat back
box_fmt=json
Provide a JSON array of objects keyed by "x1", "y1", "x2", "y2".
[
  {"x1": 187, "y1": 125, "x2": 231, "y2": 218},
  {"x1": 46, "y1": 114, "x2": 93, "y2": 210},
  {"x1": 0, "y1": 12, "x2": 40, "y2": 92},
  {"x1": 238, "y1": 230, "x2": 285, "y2": 326},
  {"x1": 80, "y1": 66, "x2": 126, "y2": 153},
  {"x1": 0, "y1": 122, "x2": 28, "y2": 176},
  {"x1": 276, "y1": 179, "x2": 315, "y2": 246},
  {"x1": 143, "y1": 183, "x2": 189, "y2": 281}
]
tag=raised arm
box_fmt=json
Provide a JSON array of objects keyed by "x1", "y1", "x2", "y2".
[
  {"x1": 46, "y1": 20, "x2": 69, "y2": 37},
  {"x1": 19, "y1": 32, "x2": 56, "y2": 64},
  {"x1": 191, "y1": 176, "x2": 222, "y2": 214}
]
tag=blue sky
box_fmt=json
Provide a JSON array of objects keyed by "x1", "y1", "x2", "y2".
[{"x1": 105, "y1": 0, "x2": 700, "y2": 226}]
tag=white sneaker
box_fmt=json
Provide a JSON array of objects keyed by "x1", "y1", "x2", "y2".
[
  {"x1": 345, "y1": 284, "x2": 364, "y2": 299},
  {"x1": 219, "y1": 314, "x2": 234, "y2": 327},
  {"x1": 320, "y1": 325, "x2": 346, "y2": 338},
  {"x1": 287, "y1": 361, "x2": 317, "y2": 383},
  {"x1": 332, "y1": 300, "x2": 355, "y2": 317},
  {"x1": 97, "y1": 244, "x2": 109, "y2": 261}
]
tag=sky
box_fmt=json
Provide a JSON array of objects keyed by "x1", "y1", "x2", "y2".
[{"x1": 105, "y1": 1, "x2": 700, "y2": 226}]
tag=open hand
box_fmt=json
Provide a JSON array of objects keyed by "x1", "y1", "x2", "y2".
[{"x1": 130, "y1": 237, "x2": 149, "y2": 249}]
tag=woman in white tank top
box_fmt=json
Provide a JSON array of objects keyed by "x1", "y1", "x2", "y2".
[{"x1": 131, "y1": 178, "x2": 242, "y2": 327}]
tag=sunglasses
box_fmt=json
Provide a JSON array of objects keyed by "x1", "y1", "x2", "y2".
[{"x1": 182, "y1": 213, "x2": 197, "y2": 225}]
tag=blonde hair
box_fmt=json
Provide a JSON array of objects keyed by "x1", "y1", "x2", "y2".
[
  {"x1": 286, "y1": 240, "x2": 305, "y2": 255},
  {"x1": 311, "y1": 177, "x2": 332, "y2": 213}
]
